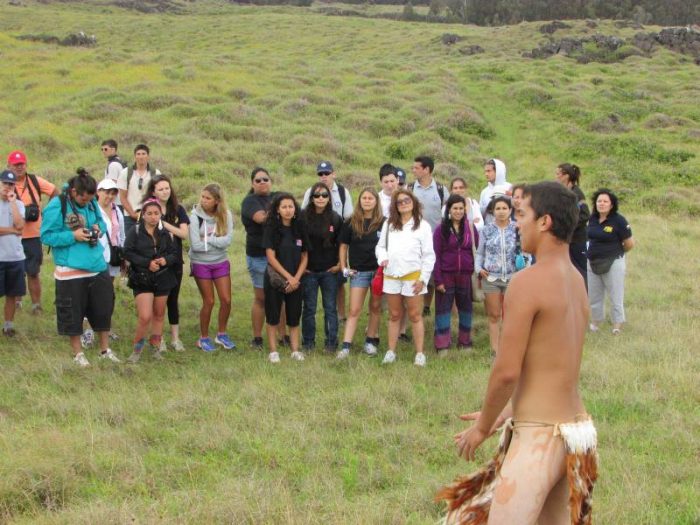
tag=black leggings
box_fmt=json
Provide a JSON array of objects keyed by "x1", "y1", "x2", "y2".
[
  {"x1": 264, "y1": 276, "x2": 302, "y2": 327},
  {"x1": 167, "y1": 264, "x2": 183, "y2": 325},
  {"x1": 569, "y1": 242, "x2": 588, "y2": 290}
]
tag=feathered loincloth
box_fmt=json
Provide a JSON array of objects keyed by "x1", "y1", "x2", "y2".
[{"x1": 436, "y1": 417, "x2": 598, "y2": 525}]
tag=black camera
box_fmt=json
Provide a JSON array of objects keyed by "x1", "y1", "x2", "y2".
[
  {"x1": 83, "y1": 228, "x2": 100, "y2": 247},
  {"x1": 25, "y1": 204, "x2": 40, "y2": 222}
]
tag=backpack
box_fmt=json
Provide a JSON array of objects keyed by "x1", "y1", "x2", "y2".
[
  {"x1": 59, "y1": 193, "x2": 98, "y2": 222},
  {"x1": 408, "y1": 181, "x2": 445, "y2": 203},
  {"x1": 336, "y1": 183, "x2": 347, "y2": 214},
  {"x1": 108, "y1": 155, "x2": 128, "y2": 169}
]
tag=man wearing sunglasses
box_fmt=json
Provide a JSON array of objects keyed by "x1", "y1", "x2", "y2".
[
  {"x1": 301, "y1": 161, "x2": 354, "y2": 322},
  {"x1": 6, "y1": 150, "x2": 59, "y2": 315},
  {"x1": 116, "y1": 144, "x2": 160, "y2": 235},
  {"x1": 101, "y1": 139, "x2": 127, "y2": 184}
]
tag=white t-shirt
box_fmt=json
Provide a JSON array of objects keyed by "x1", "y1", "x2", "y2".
[{"x1": 116, "y1": 167, "x2": 161, "y2": 212}]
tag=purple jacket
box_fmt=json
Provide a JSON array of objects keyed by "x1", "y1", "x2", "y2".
[{"x1": 432, "y1": 223, "x2": 478, "y2": 286}]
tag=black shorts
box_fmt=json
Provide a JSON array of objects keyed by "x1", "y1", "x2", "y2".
[
  {"x1": 264, "y1": 274, "x2": 302, "y2": 327},
  {"x1": 55, "y1": 271, "x2": 114, "y2": 336},
  {"x1": 0, "y1": 261, "x2": 26, "y2": 297},
  {"x1": 21, "y1": 237, "x2": 43, "y2": 277}
]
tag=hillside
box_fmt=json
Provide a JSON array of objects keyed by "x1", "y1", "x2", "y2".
[{"x1": 0, "y1": 2, "x2": 698, "y2": 523}]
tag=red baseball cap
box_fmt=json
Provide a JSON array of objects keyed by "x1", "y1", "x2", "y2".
[{"x1": 7, "y1": 150, "x2": 27, "y2": 165}]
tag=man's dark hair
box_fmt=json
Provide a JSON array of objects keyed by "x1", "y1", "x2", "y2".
[
  {"x1": 590, "y1": 188, "x2": 619, "y2": 217},
  {"x1": 101, "y1": 139, "x2": 118, "y2": 149},
  {"x1": 523, "y1": 181, "x2": 578, "y2": 243},
  {"x1": 134, "y1": 144, "x2": 150, "y2": 155},
  {"x1": 379, "y1": 163, "x2": 396, "y2": 181},
  {"x1": 414, "y1": 156, "x2": 434, "y2": 173}
]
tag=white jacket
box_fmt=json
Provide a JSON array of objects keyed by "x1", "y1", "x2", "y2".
[
  {"x1": 375, "y1": 218, "x2": 435, "y2": 285},
  {"x1": 479, "y1": 158, "x2": 512, "y2": 216}
]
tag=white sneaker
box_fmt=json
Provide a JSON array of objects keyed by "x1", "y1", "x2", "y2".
[
  {"x1": 158, "y1": 339, "x2": 167, "y2": 353},
  {"x1": 291, "y1": 351, "x2": 305, "y2": 361},
  {"x1": 80, "y1": 328, "x2": 94, "y2": 349},
  {"x1": 74, "y1": 352, "x2": 90, "y2": 368},
  {"x1": 589, "y1": 323, "x2": 599, "y2": 332},
  {"x1": 363, "y1": 341, "x2": 378, "y2": 356},
  {"x1": 382, "y1": 350, "x2": 397, "y2": 364},
  {"x1": 268, "y1": 351, "x2": 281, "y2": 364},
  {"x1": 99, "y1": 348, "x2": 121, "y2": 363},
  {"x1": 336, "y1": 348, "x2": 350, "y2": 360},
  {"x1": 414, "y1": 352, "x2": 426, "y2": 367},
  {"x1": 171, "y1": 339, "x2": 186, "y2": 352}
]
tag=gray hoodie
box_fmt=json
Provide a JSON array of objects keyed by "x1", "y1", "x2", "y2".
[
  {"x1": 188, "y1": 206, "x2": 233, "y2": 264},
  {"x1": 479, "y1": 158, "x2": 512, "y2": 216}
]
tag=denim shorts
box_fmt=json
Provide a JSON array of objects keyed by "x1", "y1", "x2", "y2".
[
  {"x1": 349, "y1": 270, "x2": 375, "y2": 289},
  {"x1": 246, "y1": 255, "x2": 267, "y2": 289}
]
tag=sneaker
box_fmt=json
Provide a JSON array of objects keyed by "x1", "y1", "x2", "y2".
[
  {"x1": 109, "y1": 331, "x2": 119, "y2": 341},
  {"x1": 15, "y1": 300, "x2": 22, "y2": 310},
  {"x1": 81, "y1": 329, "x2": 95, "y2": 349},
  {"x1": 127, "y1": 351, "x2": 142, "y2": 364},
  {"x1": 152, "y1": 350, "x2": 164, "y2": 361},
  {"x1": 268, "y1": 351, "x2": 281, "y2": 364},
  {"x1": 278, "y1": 335, "x2": 291, "y2": 348},
  {"x1": 291, "y1": 351, "x2": 305, "y2": 361},
  {"x1": 197, "y1": 337, "x2": 216, "y2": 352},
  {"x1": 215, "y1": 333, "x2": 236, "y2": 350},
  {"x1": 382, "y1": 350, "x2": 397, "y2": 364},
  {"x1": 250, "y1": 337, "x2": 264, "y2": 350},
  {"x1": 74, "y1": 352, "x2": 90, "y2": 368},
  {"x1": 336, "y1": 348, "x2": 350, "y2": 360},
  {"x1": 363, "y1": 341, "x2": 378, "y2": 356},
  {"x1": 2, "y1": 327, "x2": 16, "y2": 337},
  {"x1": 158, "y1": 339, "x2": 167, "y2": 353},
  {"x1": 99, "y1": 348, "x2": 121, "y2": 363},
  {"x1": 422, "y1": 306, "x2": 431, "y2": 316},
  {"x1": 589, "y1": 323, "x2": 599, "y2": 332},
  {"x1": 398, "y1": 333, "x2": 412, "y2": 343},
  {"x1": 171, "y1": 339, "x2": 186, "y2": 352},
  {"x1": 414, "y1": 353, "x2": 426, "y2": 367},
  {"x1": 611, "y1": 328, "x2": 621, "y2": 335},
  {"x1": 31, "y1": 304, "x2": 43, "y2": 315}
]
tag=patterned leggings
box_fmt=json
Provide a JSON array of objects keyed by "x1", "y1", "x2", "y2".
[{"x1": 434, "y1": 271, "x2": 473, "y2": 350}]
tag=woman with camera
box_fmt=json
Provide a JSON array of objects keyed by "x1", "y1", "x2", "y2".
[
  {"x1": 123, "y1": 199, "x2": 178, "y2": 363},
  {"x1": 40, "y1": 169, "x2": 120, "y2": 367}
]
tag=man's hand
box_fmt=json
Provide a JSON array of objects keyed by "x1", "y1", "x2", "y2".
[{"x1": 454, "y1": 423, "x2": 489, "y2": 462}]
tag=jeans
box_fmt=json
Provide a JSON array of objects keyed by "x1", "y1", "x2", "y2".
[{"x1": 302, "y1": 271, "x2": 339, "y2": 349}]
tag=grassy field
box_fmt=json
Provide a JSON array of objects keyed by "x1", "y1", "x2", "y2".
[{"x1": 0, "y1": 1, "x2": 699, "y2": 523}]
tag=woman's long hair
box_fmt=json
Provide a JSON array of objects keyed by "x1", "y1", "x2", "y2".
[
  {"x1": 388, "y1": 189, "x2": 422, "y2": 231},
  {"x1": 199, "y1": 183, "x2": 228, "y2": 236},
  {"x1": 558, "y1": 163, "x2": 581, "y2": 187},
  {"x1": 143, "y1": 175, "x2": 180, "y2": 224},
  {"x1": 265, "y1": 192, "x2": 305, "y2": 247},
  {"x1": 304, "y1": 182, "x2": 334, "y2": 248},
  {"x1": 441, "y1": 194, "x2": 466, "y2": 243},
  {"x1": 349, "y1": 187, "x2": 384, "y2": 236}
]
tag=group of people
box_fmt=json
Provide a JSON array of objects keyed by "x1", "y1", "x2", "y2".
[{"x1": 0, "y1": 143, "x2": 634, "y2": 369}]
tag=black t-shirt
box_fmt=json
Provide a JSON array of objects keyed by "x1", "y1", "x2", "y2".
[
  {"x1": 163, "y1": 205, "x2": 190, "y2": 265},
  {"x1": 262, "y1": 223, "x2": 308, "y2": 275},
  {"x1": 339, "y1": 218, "x2": 384, "y2": 272},
  {"x1": 587, "y1": 213, "x2": 632, "y2": 261},
  {"x1": 571, "y1": 186, "x2": 590, "y2": 245},
  {"x1": 305, "y1": 211, "x2": 343, "y2": 272},
  {"x1": 241, "y1": 192, "x2": 273, "y2": 257}
]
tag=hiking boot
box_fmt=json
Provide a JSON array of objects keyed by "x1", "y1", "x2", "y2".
[
  {"x1": 74, "y1": 352, "x2": 90, "y2": 368},
  {"x1": 414, "y1": 353, "x2": 426, "y2": 367},
  {"x1": 126, "y1": 351, "x2": 142, "y2": 364},
  {"x1": 291, "y1": 351, "x2": 305, "y2": 361},
  {"x1": 363, "y1": 341, "x2": 378, "y2": 356},
  {"x1": 268, "y1": 351, "x2": 281, "y2": 364},
  {"x1": 171, "y1": 339, "x2": 186, "y2": 352},
  {"x1": 152, "y1": 347, "x2": 164, "y2": 360},
  {"x1": 81, "y1": 328, "x2": 95, "y2": 349},
  {"x1": 215, "y1": 333, "x2": 236, "y2": 350},
  {"x1": 336, "y1": 348, "x2": 350, "y2": 360},
  {"x1": 382, "y1": 350, "x2": 397, "y2": 364},
  {"x1": 99, "y1": 348, "x2": 121, "y2": 363},
  {"x1": 158, "y1": 338, "x2": 167, "y2": 353},
  {"x1": 197, "y1": 337, "x2": 216, "y2": 352}
]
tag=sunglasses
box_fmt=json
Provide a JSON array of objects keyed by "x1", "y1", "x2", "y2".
[
  {"x1": 317, "y1": 172, "x2": 331, "y2": 177},
  {"x1": 138, "y1": 178, "x2": 144, "y2": 191},
  {"x1": 101, "y1": 147, "x2": 110, "y2": 151},
  {"x1": 253, "y1": 177, "x2": 270, "y2": 183},
  {"x1": 396, "y1": 197, "x2": 412, "y2": 206},
  {"x1": 312, "y1": 192, "x2": 330, "y2": 199}
]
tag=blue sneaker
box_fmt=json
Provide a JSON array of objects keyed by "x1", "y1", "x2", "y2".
[
  {"x1": 197, "y1": 337, "x2": 216, "y2": 352},
  {"x1": 215, "y1": 333, "x2": 236, "y2": 350}
]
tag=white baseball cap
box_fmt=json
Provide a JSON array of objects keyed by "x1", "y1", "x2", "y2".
[{"x1": 97, "y1": 179, "x2": 118, "y2": 191}]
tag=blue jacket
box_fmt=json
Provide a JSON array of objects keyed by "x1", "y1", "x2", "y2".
[{"x1": 40, "y1": 194, "x2": 108, "y2": 272}]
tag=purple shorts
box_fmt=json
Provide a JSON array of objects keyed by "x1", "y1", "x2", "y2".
[{"x1": 191, "y1": 260, "x2": 230, "y2": 280}]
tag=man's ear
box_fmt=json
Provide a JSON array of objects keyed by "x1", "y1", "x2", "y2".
[{"x1": 539, "y1": 214, "x2": 553, "y2": 233}]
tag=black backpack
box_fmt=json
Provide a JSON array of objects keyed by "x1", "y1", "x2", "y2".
[
  {"x1": 408, "y1": 181, "x2": 445, "y2": 203},
  {"x1": 108, "y1": 155, "x2": 128, "y2": 170}
]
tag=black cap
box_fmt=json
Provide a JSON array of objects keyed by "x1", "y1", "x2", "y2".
[
  {"x1": 395, "y1": 168, "x2": 406, "y2": 184},
  {"x1": 316, "y1": 161, "x2": 334, "y2": 174}
]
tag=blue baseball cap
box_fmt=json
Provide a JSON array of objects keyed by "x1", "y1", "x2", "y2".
[{"x1": 0, "y1": 170, "x2": 17, "y2": 183}]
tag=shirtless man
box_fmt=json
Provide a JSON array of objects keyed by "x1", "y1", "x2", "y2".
[{"x1": 440, "y1": 181, "x2": 597, "y2": 524}]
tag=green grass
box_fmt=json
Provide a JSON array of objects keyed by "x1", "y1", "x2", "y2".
[{"x1": 0, "y1": 2, "x2": 699, "y2": 523}]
